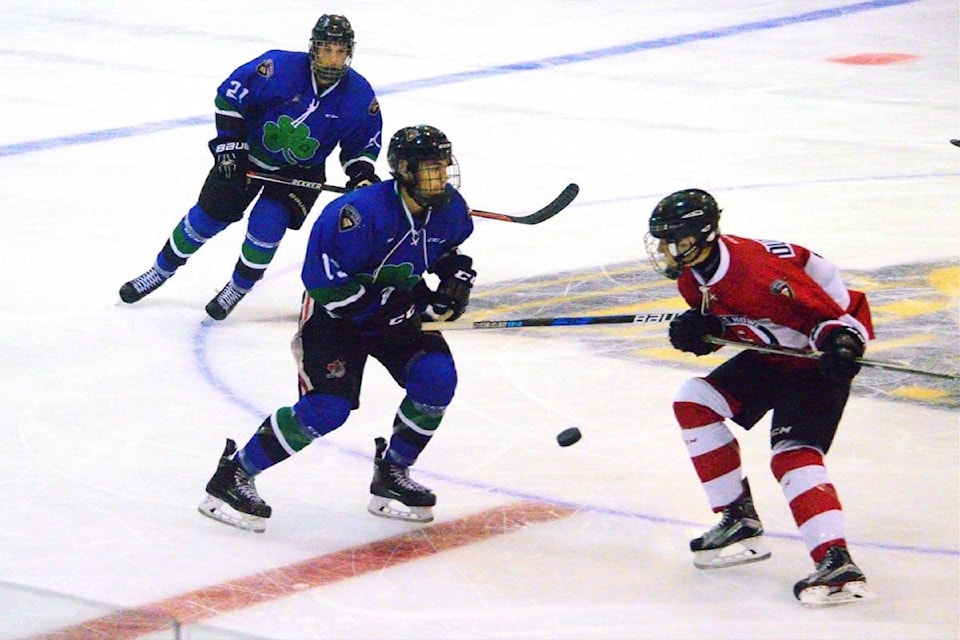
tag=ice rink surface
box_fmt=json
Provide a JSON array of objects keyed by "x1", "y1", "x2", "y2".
[{"x1": 1, "y1": 1, "x2": 958, "y2": 638}]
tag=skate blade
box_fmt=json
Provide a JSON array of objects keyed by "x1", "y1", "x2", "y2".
[
  {"x1": 693, "y1": 537, "x2": 772, "y2": 569},
  {"x1": 367, "y1": 495, "x2": 434, "y2": 523},
  {"x1": 799, "y1": 581, "x2": 876, "y2": 607},
  {"x1": 197, "y1": 494, "x2": 267, "y2": 533}
]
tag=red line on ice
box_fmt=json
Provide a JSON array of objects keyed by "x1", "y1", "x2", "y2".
[{"x1": 29, "y1": 500, "x2": 574, "y2": 640}]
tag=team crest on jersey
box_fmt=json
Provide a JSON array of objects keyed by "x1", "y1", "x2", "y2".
[
  {"x1": 368, "y1": 97, "x2": 380, "y2": 115},
  {"x1": 262, "y1": 115, "x2": 319, "y2": 162},
  {"x1": 256, "y1": 60, "x2": 274, "y2": 78},
  {"x1": 769, "y1": 279, "x2": 794, "y2": 298},
  {"x1": 325, "y1": 359, "x2": 346, "y2": 379},
  {"x1": 338, "y1": 204, "x2": 362, "y2": 231},
  {"x1": 355, "y1": 263, "x2": 420, "y2": 289}
]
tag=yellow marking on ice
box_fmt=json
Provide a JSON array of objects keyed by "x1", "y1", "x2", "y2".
[
  {"x1": 870, "y1": 299, "x2": 950, "y2": 318},
  {"x1": 865, "y1": 335, "x2": 935, "y2": 354},
  {"x1": 597, "y1": 298, "x2": 687, "y2": 315},
  {"x1": 632, "y1": 346, "x2": 726, "y2": 366},
  {"x1": 474, "y1": 283, "x2": 676, "y2": 317},
  {"x1": 889, "y1": 387, "x2": 950, "y2": 402},
  {"x1": 472, "y1": 265, "x2": 661, "y2": 298},
  {"x1": 845, "y1": 274, "x2": 883, "y2": 291},
  {"x1": 927, "y1": 266, "x2": 960, "y2": 298}
]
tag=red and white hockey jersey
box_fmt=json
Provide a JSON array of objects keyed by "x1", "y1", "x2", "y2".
[{"x1": 676, "y1": 235, "x2": 874, "y2": 370}]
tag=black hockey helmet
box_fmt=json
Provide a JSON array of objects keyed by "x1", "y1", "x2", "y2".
[
  {"x1": 388, "y1": 125, "x2": 460, "y2": 208},
  {"x1": 644, "y1": 189, "x2": 721, "y2": 279},
  {"x1": 309, "y1": 14, "x2": 354, "y2": 85}
]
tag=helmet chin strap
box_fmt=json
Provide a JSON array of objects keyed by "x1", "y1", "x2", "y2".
[
  {"x1": 670, "y1": 229, "x2": 718, "y2": 268},
  {"x1": 667, "y1": 241, "x2": 703, "y2": 268}
]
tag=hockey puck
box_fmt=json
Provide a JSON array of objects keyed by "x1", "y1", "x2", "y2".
[
  {"x1": 556, "y1": 427, "x2": 582, "y2": 447},
  {"x1": 951, "y1": 139, "x2": 960, "y2": 148}
]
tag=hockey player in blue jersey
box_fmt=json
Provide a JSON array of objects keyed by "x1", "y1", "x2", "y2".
[
  {"x1": 198, "y1": 124, "x2": 477, "y2": 531},
  {"x1": 119, "y1": 14, "x2": 383, "y2": 320}
]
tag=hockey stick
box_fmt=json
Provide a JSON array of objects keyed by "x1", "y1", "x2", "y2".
[
  {"x1": 246, "y1": 171, "x2": 578, "y2": 225},
  {"x1": 422, "y1": 311, "x2": 681, "y2": 331},
  {"x1": 704, "y1": 336, "x2": 959, "y2": 380}
]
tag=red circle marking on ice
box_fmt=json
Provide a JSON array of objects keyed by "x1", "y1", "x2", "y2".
[{"x1": 829, "y1": 52, "x2": 919, "y2": 65}]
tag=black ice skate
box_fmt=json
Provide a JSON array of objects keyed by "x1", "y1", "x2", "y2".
[
  {"x1": 794, "y1": 545, "x2": 875, "y2": 606},
  {"x1": 119, "y1": 267, "x2": 168, "y2": 303},
  {"x1": 205, "y1": 281, "x2": 248, "y2": 321},
  {"x1": 367, "y1": 437, "x2": 436, "y2": 523},
  {"x1": 690, "y1": 478, "x2": 771, "y2": 569},
  {"x1": 197, "y1": 438, "x2": 271, "y2": 533}
]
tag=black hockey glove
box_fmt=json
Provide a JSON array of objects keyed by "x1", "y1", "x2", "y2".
[
  {"x1": 345, "y1": 161, "x2": 381, "y2": 191},
  {"x1": 815, "y1": 326, "x2": 864, "y2": 382},
  {"x1": 209, "y1": 137, "x2": 250, "y2": 183},
  {"x1": 668, "y1": 309, "x2": 723, "y2": 356},
  {"x1": 360, "y1": 288, "x2": 421, "y2": 346},
  {"x1": 431, "y1": 254, "x2": 476, "y2": 321},
  {"x1": 410, "y1": 280, "x2": 435, "y2": 322}
]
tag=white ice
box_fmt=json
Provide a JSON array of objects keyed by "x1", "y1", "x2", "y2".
[{"x1": 1, "y1": 1, "x2": 957, "y2": 639}]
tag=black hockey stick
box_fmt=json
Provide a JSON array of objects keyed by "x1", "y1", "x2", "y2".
[
  {"x1": 704, "y1": 337, "x2": 959, "y2": 380},
  {"x1": 246, "y1": 171, "x2": 578, "y2": 225},
  {"x1": 422, "y1": 311, "x2": 681, "y2": 331}
]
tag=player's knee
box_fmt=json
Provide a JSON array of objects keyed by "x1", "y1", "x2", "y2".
[
  {"x1": 187, "y1": 204, "x2": 231, "y2": 237},
  {"x1": 405, "y1": 351, "x2": 457, "y2": 407},
  {"x1": 293, "y1": 393, "x2": 351, "y2": 436},
  {"x1": 248, "y1": 199, "x2": 292, "y2": 241},
  {"x1": 673, "y1": 377, "x2": 732, "y2": 423}
]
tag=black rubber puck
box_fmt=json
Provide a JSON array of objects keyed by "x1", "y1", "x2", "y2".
[{"x1": 556, "y1": 427, "x2": 582, "y2": 447}]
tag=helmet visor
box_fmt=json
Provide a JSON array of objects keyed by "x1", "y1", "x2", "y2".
[
  {"x1": 644, "y1": 231, "x2": 682, "y2": 280},
  {"x1": 412, "y1": 156, "x2": 460, "y2": 207},
  {"x1": 310, "y1": 40, "x2": 353, "y2": 84}
]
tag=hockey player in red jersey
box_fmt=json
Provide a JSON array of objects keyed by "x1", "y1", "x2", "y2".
[{"x1": 645, "y1": 188, "x2": 876, "y2": 607}]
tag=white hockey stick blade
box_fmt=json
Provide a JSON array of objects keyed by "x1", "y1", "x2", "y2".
[
  {"x1": 693, "y1": 536, "x2": 772, "y2": 569},
  {"x1": 198, "y1": 494, "x2": 267, "y2": 533},
  {"x1": 367, "y1": 495, "x2": 434, "y2": 523},
  {"x1": 798, "y1": 581, "x2": 877, "y2": 607}
]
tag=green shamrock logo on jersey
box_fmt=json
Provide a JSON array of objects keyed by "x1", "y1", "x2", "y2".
[
  {"x1": 262, "y1": 115, "x2": 320, "y2": 163},
  {"x1": 356, "y1": 263, "x2": 421, "y2": 290}
]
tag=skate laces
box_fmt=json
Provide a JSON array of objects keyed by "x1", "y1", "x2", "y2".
[
  {"x1": 700, "y1": 499, "x2": 760, "y2": 544},
  {"x1": 388, "y1": 466, "x2": 430, "y2": 493},
  {"x1": 217, "y1": 283, "x2": 246, "y2": 309},
  {"x1": 816, "y1": 547, "x2": 862, "y2": 581},
  {"x1": 233, "y1": 467, "x2": 264, "y2": 504},
  {"x1": 131, "y1": 269, "x2": 165, "y2": 293}
]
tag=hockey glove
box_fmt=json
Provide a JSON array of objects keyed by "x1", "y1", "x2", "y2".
[
  {"x1": 345, "y1": 161, "x2": 381, "y2": 191},
  {"x1": 669, "y1": 309, "x2": 723, "y2": 356},
  {"x1": 431, "y1": 254, "x2": 476, "y2": 321},
  {"x1": 360, "y1": 288, "x2": 421, "y2": 346},
  {"x1": 209, "y1": 137, "x2": 250, "y2": 183},
  {"x1": 815, "y1": 326, "x2": 864, "y2": 382}
]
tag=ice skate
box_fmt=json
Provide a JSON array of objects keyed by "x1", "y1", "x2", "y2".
[
  {"x1": 119, "y1": 267, "x2": 168, "y2": 303},
  {"x1": 367, "y1": 437, "x2": 436, "y2": 523},
  {"x1": 205, "y1": 281, "x2": 248, "y2": 320},
  {"x1": 690, "y1": 479, "x2": 771, "y2": 569},
  {"x1": 794, "y1": 545, "x2": 875, "y2": 606},
  {"x1": 198, "y1": 439, "x2": 271, "y2": 533}
]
